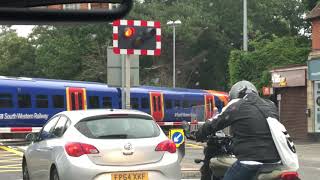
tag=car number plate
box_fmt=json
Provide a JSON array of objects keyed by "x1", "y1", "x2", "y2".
[{"x1": 111, "y1": 172, "x2": 148, "y2": 180}]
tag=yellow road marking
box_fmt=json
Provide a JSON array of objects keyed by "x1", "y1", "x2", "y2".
[
  {"x1": 0, "y1": 159, "x2": 22, "y2": 163},
  {"x1": 0, "y1": 154, "x2": 21, "y2": 157},
  {"x1": 0, "y1": 146, "x2": 23, "y2": 157},
  {"x1": 0, "y1": 164, "x2": 21, "y2": 167},
  {"x1": 0, "y1": 166, "x2": 22, "y2": 169},
  {"x1": 0, "y1": 169, "x2": 22, "y2": 172},
  {"x1": 186, "y1": 143, "x2": 204, "y2": 149}
]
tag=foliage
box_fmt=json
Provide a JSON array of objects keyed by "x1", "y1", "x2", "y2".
[
  {"x1": 228, "y1": 36, "x2": 310, "y2": 91},
  {"x1": 0, "y1": 27, "x2": 37, "y2": 77},
  {"x1": 304, "y1": 0, "x2": 320, "y2": 10},
  {"x1": 29, "y1": 24, "x2": 113, "y2": 81},
  {"x1": 130, "y1": 0, "x2": 308, "y2": 90}
]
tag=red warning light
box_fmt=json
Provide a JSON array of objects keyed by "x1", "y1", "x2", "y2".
[{"x1": 124, "y1": 27, "x2": 135, "y2": 38}]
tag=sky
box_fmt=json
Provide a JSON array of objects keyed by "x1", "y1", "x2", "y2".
[{"x1": 11, "y1": 25, "x2": 35, "y2": 37}]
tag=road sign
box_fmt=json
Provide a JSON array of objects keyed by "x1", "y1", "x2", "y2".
[
  {"x1": 169, "y1": 129, "x2": 185, "y2": 147},
  {"x1": 113, "y1": 20, "x2": 161, "y2": 56},
  {"x1": 107, "y1": 47, "x2": 139, "y2": 87}
]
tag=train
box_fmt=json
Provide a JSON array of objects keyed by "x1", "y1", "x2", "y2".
[{"x1": 0, "y1": 76, "x2": 228, "y2": 136}]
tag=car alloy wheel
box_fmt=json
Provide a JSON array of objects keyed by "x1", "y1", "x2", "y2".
[
  {"x1": 52, "y1": 168, "x2": 60, "y2": 180},
  {"x1": 22, "y1": 160, "x2": 30, "y2": 180}
]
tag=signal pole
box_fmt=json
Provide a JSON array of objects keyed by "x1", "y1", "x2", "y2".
[
  {"x1": 125, "y1": 55, "x2": 131, "y2": 109},
  {"x1": 243, "y1": 0, "x2": 248, "y2": 51},
  {"x1": 121, "y1": 54, "x2": 126, "y2": 109}
]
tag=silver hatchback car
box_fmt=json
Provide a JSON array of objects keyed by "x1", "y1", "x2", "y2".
[{"x1": 23, "y1": 109, "x2": 181, "y2": 180}]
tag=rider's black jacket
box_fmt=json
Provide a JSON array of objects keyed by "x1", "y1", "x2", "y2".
[{"x1": 196, "y1": 93, "x2": 280, "y2": 162}]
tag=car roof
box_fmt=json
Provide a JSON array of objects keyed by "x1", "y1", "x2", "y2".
[{"x1": 57, "y1": 109, "x2": 153, "y2": 124}]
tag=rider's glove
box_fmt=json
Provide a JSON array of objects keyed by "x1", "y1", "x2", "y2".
[{"x1": 195, "y1": 125, "x2": 208, "y2": 142}]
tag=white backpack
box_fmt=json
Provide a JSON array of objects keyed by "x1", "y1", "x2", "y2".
[
  {"x1": 254, "y1": 104, "x2": 299, "y2": 171},
  {"x1": 266, "y1": 117, "x2": 299, "y2": 171}
]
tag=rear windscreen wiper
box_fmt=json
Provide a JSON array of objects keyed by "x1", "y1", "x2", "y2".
[{"x1": 97, "y1": 134, "x2": 129, "y2": 139}]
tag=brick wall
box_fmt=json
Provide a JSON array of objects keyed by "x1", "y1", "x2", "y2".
[
  {"x1": 312, "y1": 19, "x2": 320, "y2": 51},
  {"x1": 48, "y1": 5, "x2": 63, "y2": 10},
  {"x1": 47, "y1": 3, "x2": 109, "y2": 10},
  {"x1": 80, "y1": 3, "x2": 88, "y2": 10},
  {"x1": 91, "y1": 3, "x2": 109, "y2": 9},
  {"x1": 277, "y1": 87, "x2": 308, "y2": 140}
]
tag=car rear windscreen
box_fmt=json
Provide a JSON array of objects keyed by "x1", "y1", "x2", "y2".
[{"x1": 75, "y1": 116, "x2": 160, "y2": 139}]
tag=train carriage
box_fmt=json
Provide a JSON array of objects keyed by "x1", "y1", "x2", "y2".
[{"x1": 0, "y1": 76, "x2": 227, "y2": 137}]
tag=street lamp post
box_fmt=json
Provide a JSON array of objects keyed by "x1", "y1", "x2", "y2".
[
  {"x1": 243, "y1": 0, "x2": 248, "y2": 51},
  {"x1": 167, "y1": 20, "x2": 181, "y2": 88}
]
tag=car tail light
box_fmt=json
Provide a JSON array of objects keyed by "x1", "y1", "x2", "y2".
[
  {"x1": 65, "y1": 142, "x2": 99, "y2": 157},
  {"x1": 281, "y1": 172, "x2": 300, "y2": 180},
  {"x1": 155, "y1": 140, "x2": 176, "y2": 153}
]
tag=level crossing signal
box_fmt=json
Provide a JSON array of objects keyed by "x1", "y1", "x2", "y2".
[{"x1": 113, "y1": 20, "x2": 161, "y2": 56}]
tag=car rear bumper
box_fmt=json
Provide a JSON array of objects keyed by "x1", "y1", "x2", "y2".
[{"x1": 57, "y1": 152, "x2": 181, "y2": 180}]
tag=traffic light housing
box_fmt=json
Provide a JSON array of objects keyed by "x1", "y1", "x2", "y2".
[{"x1": 113, "y1": 20, "x2": 161, "y2": 56}]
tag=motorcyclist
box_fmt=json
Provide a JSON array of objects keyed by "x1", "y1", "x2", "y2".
[{"x1": 196, "y1": 80, "x2": 281, "y2": 180}]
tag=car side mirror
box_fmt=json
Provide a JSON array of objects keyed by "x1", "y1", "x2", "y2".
[{"x1": 26, "y1": 133, "x2": 37, "y2": 142}]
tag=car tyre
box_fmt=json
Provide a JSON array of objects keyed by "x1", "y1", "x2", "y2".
[
  {"x1": 22, "y1": 159, "x2": 30, "y2": 180},
  {"x1": 51, "y1": 167, "x2": 60, "y2": 180}
]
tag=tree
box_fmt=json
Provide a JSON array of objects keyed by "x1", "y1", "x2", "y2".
[
  {"x1": 0, "y1": 28, "x2": 37, "y2": 77},
  {"x1": 228, "y1": 36, "x2": 310, "y2": 90},
  {"x1": 304, "y1": 0, "x2": 320, "y2": 10},
  {"x1": 29, "y1": 24, "x2": 113, "y2": 81},
  {"x1": 129, "y1": 0, "x2": 308, "y2": 90}
]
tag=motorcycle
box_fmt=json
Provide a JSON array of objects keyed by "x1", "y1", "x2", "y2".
[{"x1": 194, "y1": 132, "x2": 301, "y2": 180}]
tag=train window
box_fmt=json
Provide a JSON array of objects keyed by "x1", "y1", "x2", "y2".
[
  {"x1": 78, "y1": 93, "x2": 83, "y2": 109},
  {"x1": 89, "y1": 96, "x2": 100, "y2": 109},
  {"x1": 71, "y1": 93, "x2": 76, "y2": 110},
  {"x1": 153, "y1": 96, "x2": 157, "y2": 111},
  {"x1": 190, "y1": 101, "x2": 197, "y2": 107},
  {"x1": 174, "y1": 100, "x2": 180, "y2": 109},
  {"x1": 197, "y1": 101, "x2": 204, "y2": 106},
  {"x1": 141, "y1": 98, "x2": 149, "y2": 109},
  {"x1": 157, "y1": 97, "x2": 161, "y2": 111},
  {"x1": 52, "y1": 95, "x2": 65, "y2": 108},
  {"x1": 131, "y1": 98, "x2": 139, "y2": 109},
  {"x1": 0, "y1": 93, "x2": 13, "y2": 108},
  {"x1": 183, "y1": 100, "x2": 189, "y2": 108},
  {"x1": 165, "y1": 99, "x2": 172, "y2": 109},
  {"x1": 102, "y1": 96, "x2": 112, "y2": 108},
  {"x1": 36, "y1": 95, "x2": 49, "y2": 108},
  {"x1": 18, "y1": 94, "x2": 31, "y2": 108}
]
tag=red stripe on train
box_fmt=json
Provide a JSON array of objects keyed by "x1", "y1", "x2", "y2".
[{"x1": 10, "y1": 127, "x2": 32, "y2": 132}]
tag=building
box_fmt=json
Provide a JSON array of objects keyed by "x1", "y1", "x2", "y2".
[
  {"x1": 265, "y1": 4, "x2": 320, "y2": 141},
  {"x1": 306, "y1": 4, "x2": 320, "y2": 139},
  {"x1": 46, "y1": 3, "x2": 117, "y2": 10},
  {"x1": 270, "y1": 65, "x2": 308, "y2": 140}
]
